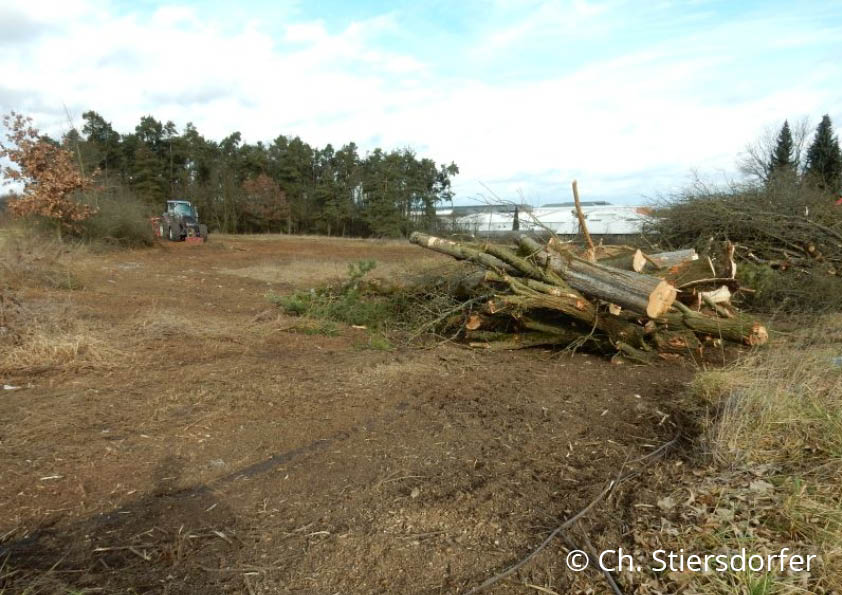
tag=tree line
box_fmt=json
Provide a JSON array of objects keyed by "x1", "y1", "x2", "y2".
[
  {"x1": 63, "y1": 111, "x2": 459, "y2": 237},
  {"x1": 742, "y1": 113, "x2": 842, "y2": 194}
]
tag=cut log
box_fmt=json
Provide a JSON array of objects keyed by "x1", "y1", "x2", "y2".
[
  {"x1": 644, "y1": 249, "x2": 698, "y2": 270},
  {"x1": 465, "y1": 313, "x2": 485, "y2": 330},
  {"x1": 453, "y1": 270, "x2": 491, "y2": 298},
  {"x1": 659, "y1": 258, "x2": 724, "y2": 287},
  {"x1": 596, "y1": 248, "x2": 696, "y2": 273},
  {"x1": 662, "y1": 302, "x2": 768, "y2": 346},
  {"x1": 518, "y1": 235, "x2": 677, "y2": 318},
  {"x1": 482, "y1": 271, "x2": 581, "y2": 300},
  {"x1": 597, "y1": 248, "x2": 647, "y2": 272},
  {"x1": 699, "y1": 285, "x2": 732, "y2": 305},
  {"x1": 480, "y1": 242, "x2": 565, "y2": 287},
  {"x1": 546, "y1": 236, "x2": 577, "y2": 258},
  {"x1": 615, "y1": 342, "x2": 661, "y2": 365},
  {"x1": 409, "y1": 232, "x2": 518, "y2": 275},
  {"x1": 484, "y1": 291, "x2": 649, "y2": 349},
  {"x1": 697, "y1": 285, "x2": 734, "y2": 318},
  {"x1": 652, "y1": 329, "x2": 702, "y2": 353},
  {"x1": 406, "y1": 231, "x2": 767, "y2": 358},
  {"x1": 593, "y1": 244, "x2": 639, "y2": 259},
  {"x1": 466, "y1": 330, "x2": 581, "y2": 350}
]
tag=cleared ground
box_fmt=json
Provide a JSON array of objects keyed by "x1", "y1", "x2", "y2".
[{"x1": 0, "y1": 235, "x2": 693, "y2": 593}]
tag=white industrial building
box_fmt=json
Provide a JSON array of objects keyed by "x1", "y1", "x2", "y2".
[{"x1": 440, "y1": 203, "x2": 652, "y2": 237}]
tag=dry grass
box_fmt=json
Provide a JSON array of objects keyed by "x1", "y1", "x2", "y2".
[
  {"x1": 0, "y1": 301, "x2": 124, "y2": 376},
  {"x1": 627, "y1": 314, "x2": 842, "y2": 594},
  {"x1": 0, "y1": 224, "x2": 115, "y2": 376},
  {"x1": 219, "y1": 256, "x2": 446, "y2": 289},
  {"x1": 695, "y1": 314, "x2": 842, "y2": 465},
  {"x1": 220, "y1": 259, "x2": 355, "y2": 286},
  {"x1": 128, "y1": 308, "x2": 243, "y2": 340},
  {"x1": 0, "y1": 223, "x2": 85, "y2": 290},
  {"x1": 212, "y1": 233, "x2": 412, "y2": 246}
]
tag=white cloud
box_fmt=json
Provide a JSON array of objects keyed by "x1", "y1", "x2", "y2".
[
  {"x1": 479, "y1": 0, "x2": 616, "y2": 54},
  {"x1": 0, "y1": 0, "x2": 840, "y2": 205},
  {"x1": 284, "y1": 21, "x2": 329, "y2": 43}
]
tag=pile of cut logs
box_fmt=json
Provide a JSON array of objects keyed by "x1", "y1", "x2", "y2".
[{"x1": 408, "y1": 231, "x2": 767, "y2": 362}]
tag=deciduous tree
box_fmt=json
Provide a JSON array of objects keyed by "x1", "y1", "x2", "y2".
[
  {"x1": 0, "y1": 112, "x2": 95, "y2": 238},
  {"x1": 241, "y1": 173, "x2": 289, "y2": 232}
]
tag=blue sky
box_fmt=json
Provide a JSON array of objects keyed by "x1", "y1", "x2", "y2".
[{"x1": 2, "y1": 0, "x2": 841, "y2": 205}]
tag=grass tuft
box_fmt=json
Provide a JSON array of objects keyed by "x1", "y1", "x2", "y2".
[
  {"x1": 0, "y1": 224, "x2": 84, "y2": 290},
  {"x1": 0, "y1": 303, "x2": 124, "y2": 375},
  {"x1": 633, "y1": 314, "x2": 842, "y2": 594},
  {"x1": 696, "y1": 318, "x2": 842, "y2": 465}
]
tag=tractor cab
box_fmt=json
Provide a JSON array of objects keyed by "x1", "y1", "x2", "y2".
[
  {"x1": 167, "y1": 200, "x2": 197, "y2": 219},
  {"x1": 157, "y1": 200, "x2": 208, "y2": 243}
]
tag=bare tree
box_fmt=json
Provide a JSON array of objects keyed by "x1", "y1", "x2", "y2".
[{"x1": 737, "y1": 116, "x2": 811, "y2": 182}]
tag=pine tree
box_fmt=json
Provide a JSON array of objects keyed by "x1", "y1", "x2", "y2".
[
  {"x1": 131, "y1": 145, "x2": 166, "y2": 205},
  {"x1": 804, "y1": 114, "x2": 842, "y2": 193},
  {"x1": 768, "y1": 120, "x2": 797, "y2": 181}
]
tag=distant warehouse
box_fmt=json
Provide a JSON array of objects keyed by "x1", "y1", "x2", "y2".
[{"x1": 437, "y1": 202, "x2": 652, "y2": 240}]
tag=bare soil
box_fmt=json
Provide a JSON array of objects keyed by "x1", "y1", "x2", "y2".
[{"x1": 0, "y1": 235, "x2": 695, "y2": 594}]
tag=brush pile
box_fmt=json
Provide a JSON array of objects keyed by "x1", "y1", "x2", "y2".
[
  {"x1": 647, "y1": 184, "x2": 842, "y2": 278},
  {"x1": 408, "y1": 232, "x2": 768, "y2": 362}
]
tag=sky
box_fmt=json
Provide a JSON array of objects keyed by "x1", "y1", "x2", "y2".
[{"x1": 1, "y1": 0, "x2": 841, "y2": 205}]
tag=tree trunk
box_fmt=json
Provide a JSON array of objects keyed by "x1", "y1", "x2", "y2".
[
  {"x1": 661, "y1": 303, "x2": 768, "y2": 346},
  {"x1": 643, "y1": 249, "x2": 698, "y2": 271},
  {"x1": 409, "y1": 232, "x2": 519, "y2": 275},
  {"x1": 518, "y1": 235, "x2": 677, "y2": 318},
  {"x1": 597, "y1": 248, "x2": 647, "y2": 272},
  {"x1": 466, "y1": 330, "x2": 582, "y2": 350}
]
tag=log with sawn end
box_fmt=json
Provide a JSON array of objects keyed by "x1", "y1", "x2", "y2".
[{"x1": 518, "y1": 235, "x2": 677, "y2": 318}]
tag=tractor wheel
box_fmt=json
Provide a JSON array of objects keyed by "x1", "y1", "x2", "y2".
[{"x1": 167, "y1": 225, "x2": 176, "y2": 241}]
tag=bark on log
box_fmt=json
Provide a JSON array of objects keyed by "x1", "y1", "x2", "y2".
[
  {"x1": 643, "y1": 249, "x2": 698, "y2": 270},
  {"x1": 652, "y1": 329, "x2": 702, "y2": 353},
  {"x1": 572, "y1": 180, "x2": 596, "y2": 261},
  {"x1": 615, "y1": 342, "x2": 662, "y2": 365},
  {"x1": 484, "y1": 292, "x2": 649, "y2": 349},
  {"x1": 519, "y1": 317, "x2": 612, "y2": 351},
  {"x1": 593, "y1": 244, "x2": 640, "y2": 260},
  {"x1": 409, "y1": 232, "x2": 518, "y2": 275},
  {"x1": 407, "y1": 232, "x2": 766, "y2": 358},
  {"x1": 482, "y1": 271, "x2": 582, "y2": 301},
  {"x1": 518, "y1": 235, "x2": 677, "y2": 318},
  {"x1": 466, "y1": 330, "x2": 582, "y2": 350},
  {"x1": 480, "y1": 242, "x2": 567, "y2": 287},
  {"x1": 658, "y1": 258, "x2": 722, "y2": 287},
  {"x1": 662, "y1": 303, "x2": 768, "y2": 346},
  {"x1": 597, "y1": 248, "x2": 647, "y2": 272}
]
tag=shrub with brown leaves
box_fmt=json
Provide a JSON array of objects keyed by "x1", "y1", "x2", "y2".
[
  {"x1": 241, "y1": 173, "x2": 289, "y2": 232},
  {"x1": 0, "y1": 112, "x2": 95, "y2": 237}
]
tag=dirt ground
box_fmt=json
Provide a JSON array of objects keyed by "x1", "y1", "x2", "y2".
[{"x1": 0, "y1": 234, "x2": 695, "y2": 594}]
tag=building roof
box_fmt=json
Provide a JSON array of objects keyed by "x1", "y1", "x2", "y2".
[{"x1": 541, "y1": 201, "x2": 611, "y2": 207}]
